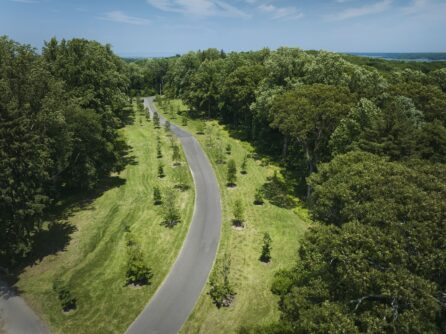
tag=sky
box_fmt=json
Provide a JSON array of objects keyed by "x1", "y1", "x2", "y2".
[{"x1": 1, "y1": 0, "x2": 446, "y2": 57}]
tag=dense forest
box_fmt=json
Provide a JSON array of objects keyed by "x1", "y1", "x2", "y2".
[
  {"x1": 0, "y1": 36, "x2": 130, "y2": 266},
  {"x1": 129, "y1": 48, "x2": 446, "y2": 333},
  {"x1": 1, "y1": 36, "x2": 446, "y2": 333}
]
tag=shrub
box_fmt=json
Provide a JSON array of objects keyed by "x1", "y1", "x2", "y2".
[
  {"x1": 153, "y1": 111, "x2": 160, "y2": 128},
  {"x1": 182, "y1": 116, "x2": 188, "y2": 126},
  {"x1": 164, "y1": 120, "x2": 171, "y2": 132}
]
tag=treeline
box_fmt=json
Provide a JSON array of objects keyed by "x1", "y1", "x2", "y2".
[
  {"x1": 0, "y1": 36, "x2": 130, "y2": 266},
  {"x1": 132, "y1": 48, "x2": 446, "y2": 333}
]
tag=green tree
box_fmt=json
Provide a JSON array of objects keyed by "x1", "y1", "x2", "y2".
[
  {"x1": 164, "y1": 120, "x2": 171, "y2": 132},
  {"x1": 172, "y1": 144, "x2": 181, "y2": 165},
  {"x1": 225, "y1": 143, "x2": 232, "y2": 155},
  {"x1": 232, "y1": 199, "x2": 244, "y2": 227},
  {"x1": 153, "y1": 186, "x2": 162, "y2": 205},
  {"x1": 240, "y1": 155, "x2": 248, "y2": 174},
  {"x1": 260, "y1": 232, "x2": 272, "y2": 263},
  {"x1": 209, "y1": 255, "x2": 235, "y2": 308},
  {"x1": 158, "y1": 163, "x2": 165, "y2": 178},
  {"x1": 162, "y1": 190, "x2": 181, "y2": 227},
  {"x1": 227, "y1": 159, "x2": 237, "y2": 187}
]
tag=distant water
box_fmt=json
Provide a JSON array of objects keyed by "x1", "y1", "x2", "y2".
[{"x1": 347, "y1": 52, "x2": 446, "y2": 62}]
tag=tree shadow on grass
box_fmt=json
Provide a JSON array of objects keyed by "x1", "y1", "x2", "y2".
[
  {"x1": 261, "y1": 173, "x2": 297, "y2": 209},
  {"x1": 2, "y1": 175, "x2": 126, "y2": 287}
]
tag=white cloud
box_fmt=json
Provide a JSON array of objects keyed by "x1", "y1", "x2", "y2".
[
  {"x1": 100, "y1": 11, "x2": 150, "y2": 25},
  {"x1": 258, "y1": 3, "x2": 303, "y2": 20},
  {"x1": 330, "y1": 0, "x2": 392, "y2": 20},
  {"x1": 402, "y1": 0, "x2": 428, "y2": 15},
  {"x1": 146, "y1": 0, "x2": 250, "y2": 18}
]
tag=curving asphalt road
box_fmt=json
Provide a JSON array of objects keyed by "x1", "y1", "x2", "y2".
[
  {"x1": 0, "y1": 279, "x2": 51, "y2": 334},
  {"x1": 125, "y1": 97, "x2": 222, "y2": 334}
]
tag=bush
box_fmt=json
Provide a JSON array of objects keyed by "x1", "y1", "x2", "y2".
[
  {"x1": 172, "y1": 144, "x2": 181, "y2": 165},
  {"x1": 53, "y1": 279, "x2": 77, "y2": 312},
  {"x1": 182, "y1": 116, "x2": 188, "y2": 126}
]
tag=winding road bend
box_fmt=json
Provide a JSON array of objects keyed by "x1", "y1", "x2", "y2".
[
  {"x1": 0, "y1": 279, "x2": 51, "y2": 334},
  {"x1": 125, "y1": 97, "x2": 222, "y2": 334}
]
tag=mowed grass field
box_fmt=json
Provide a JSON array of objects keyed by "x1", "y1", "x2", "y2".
[
  {"x1": 156, "y1": 99, "x2": 311, "y2": 333},
  {"x1": 15, "y1": 101, "x2": 195, "y2": 334}
]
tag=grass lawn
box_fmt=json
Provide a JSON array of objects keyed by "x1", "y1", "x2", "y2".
[
  {"x1": 156, "y1": 99, "x2": 311, "y2": 333},
  {"x1": 15, "y1": 100, "x2": 195, "y2": 334}
]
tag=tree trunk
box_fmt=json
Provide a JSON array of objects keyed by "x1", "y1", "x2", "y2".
[{"x1": 282, "y1": 136, "x2": 288, "y2": 160}]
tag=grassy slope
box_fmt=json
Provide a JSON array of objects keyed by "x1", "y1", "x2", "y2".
[
  {"x1": 156, "y1": 100, "x2": 311, "y2": 333},
  {"x1": 16, "y1": 102, "x2": 194, "y2": 334}
]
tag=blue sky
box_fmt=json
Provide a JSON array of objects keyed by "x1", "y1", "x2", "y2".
[{"x1": 1, "y1": 0, "x2": 446, "y2": 56}]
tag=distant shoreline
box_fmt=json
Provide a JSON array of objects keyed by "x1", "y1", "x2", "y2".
[{"x1": 346, "y1": 52, "x2": 446, "y2": 62}]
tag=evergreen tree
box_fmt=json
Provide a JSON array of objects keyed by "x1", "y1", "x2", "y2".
[{"x1": 260, "y1": 232, "x2": 272, "y2": 263}]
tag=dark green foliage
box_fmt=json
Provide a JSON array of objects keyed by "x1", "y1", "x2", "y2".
[
  {"x1": 153, "y1": 186, "x2": 162, "y2": 205},
  {"x1": 232, "y1": 199, "x2": 244, "y2": 228},
  {"x1": 162, "y1": 190, "x2": 181, "y2": 228},
  {"x1": 260, "y1": 232, "x2": 272, "y2": 263},
  {"x1": 181, "y1": 116, "x2": 188, "y2": 126},
  {"x1": 261, "y1": 172, "x2": 295, "y2": 209},
  {"x1": 129, "y1": 45, "x2": 446, "y2": 334},
  {"x1": 53, "y1": 279, "x2": 77, "y2": 311},
  {"x1": 269, "y1": 151, "x2": 446, "y2": 333},
  {"x1": 227, "y1": 159, "x2": 237, "y2": 187},
  {"x1": 125, "y1": 235, "x2": 152, "y2": 286},
  {"x1": 209, "y1": 255, "x2": 235, "y2": 308},
  {"x1": 0, "y1": 36, "x2": 129, "y2": 265}
]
